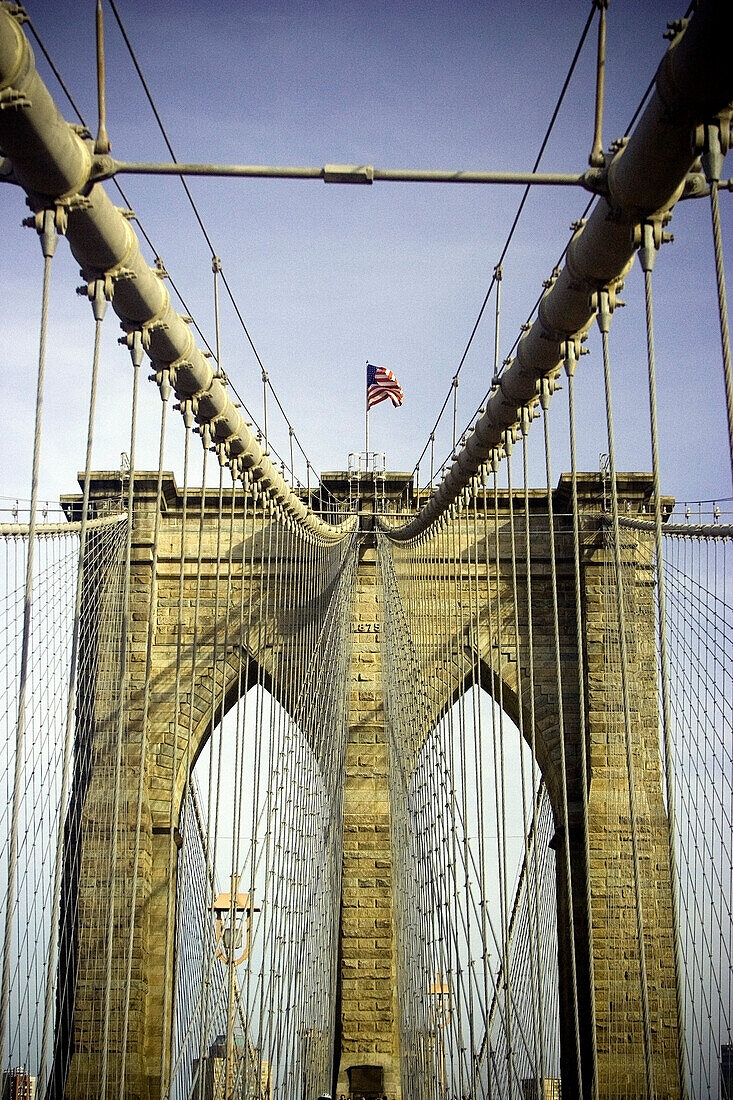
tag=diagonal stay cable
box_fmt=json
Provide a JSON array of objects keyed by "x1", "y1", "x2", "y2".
[
  {"x1": 105, "y1": 0, "x2": 341, "y2": 505},
  {"x1": 414, "y1": 1, "x2": 703, "y2": 498},
  {"x1": 26, "y1": 9, "x2": 341, "y2": 507},
  {"x1": 411, "y1": 1, "x2": 598, "y2": 479}
]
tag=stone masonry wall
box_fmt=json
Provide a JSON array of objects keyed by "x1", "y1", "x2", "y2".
[
  {"x1": 65, "y1": 472, "x2": 682, "y2": 1100},
  {"x1": 337, "y1": 545, "x2": 401, "y2": 1099}
]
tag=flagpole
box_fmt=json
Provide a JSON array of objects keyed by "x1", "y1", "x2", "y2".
[{"x1": 365, "y1": 361, "x2": 370, "y2": 469}]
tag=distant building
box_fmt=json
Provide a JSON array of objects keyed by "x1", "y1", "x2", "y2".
[
  {"x1": 2, "y1": 1069, "x2": 36, "y2": 1100},
  {"x1": 722, "y1": 1044, "x2": 732, "y2": 1100},
  {"x1": 193, "y1": 1033, "x2": 260, "y2": 1100},
  {"x1": 521, "y1": 1078, "x2": 561, "y2": 1100},
  {"x1": 259, "y1": 1059, "x2": 272, "y2": 1100}
]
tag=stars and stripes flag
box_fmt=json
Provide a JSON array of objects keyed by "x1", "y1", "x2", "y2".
[{"x1": 366, "y1": 363, "x2": 404, "y2": 409}]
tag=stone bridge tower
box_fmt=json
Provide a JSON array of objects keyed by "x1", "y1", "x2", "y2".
[{"x1": 58, "y1": 469, "x2": 681, "y2": 1100}]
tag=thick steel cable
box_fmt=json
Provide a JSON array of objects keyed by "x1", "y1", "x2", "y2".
[
  {"x1": 118, "y1": 386, "x2": 170, "y2": 1100},
  {"x1": 461, "y1": 489, "x2": 483, "y2": 1081},
  {"x1": 199, "y1": 271, "x2": 238, "y2": 1074},
  {"x1": 258, "y1": 502, "x2": 286, "y2": 1077},
  {"x1": 220, "y1": 474, "x2": 246, "y2": 1099},
  {"x1": 467, "y1": 489, "x2": 492, "y2": 1076},
  {"x1": 504, "y1": 448, "x2": 543, "y2": 1090},
  {"x1": 254, "y1": 499, "x2": 278, "y2": 1067},
  {"x1": 0, "y1": 513, "x2": 125, "y2": 537},
  {"x1": 37, "y1": 281, "x2": 106, "y2": 1094},
  {"x1": 449, "y1": 502, "x2": 471, "y2": 1098},
  {"x1": 490, "y1": 473, "x2": 514, "y2": 1098},
  {"x1": 241, "y1": 483, "x2": 264, "y2": 1062},
  {"x1": 540, "y1": 384, "x2": 584, "y2": 1098},
  {"x1": 563, "y1": 353, "x2": 599, "y2": 1100},
  {"x1": 520, "y1": 421, "x2": 548, "y2": 1083},
  {"x1": 159, "y1": 411, "x2": 193, "y2": 1097},
  {"x1": 178, "y1": 441, "x2": 210, "y2": 1100},
  {"x1": 196, "y1": 460, "x2": 228, "y2": 1090},
  {"x1": 442, "y1": 507, "x2": 460, "y2": 1095},
  {"x1": 638, "y1": 241, "x2": 689, "y2": 1099},
  {"x1": 227, "y1": 473, "x2": 255, "y2": 1096},
  {"x1": 219, "y1": 480, "x2": 240, "y2": 1098},
  {"x1": 480, "y1": 480, "x2": 513, "y2": 1084},
  {"x1": 28, "y1": 13, "x2": 317, "y2": 496},
  {"x1": 269, "y1": 512, "x2": 299, "y2": 1093},
  {"x1": 437, "y1": 514, "x2": 461, "y2": 1091},
  {"x1": 0, "y1": 222, "x2": 56, "y2": 1071},
  {"x1": 597, "y1": 311, "x2": 656, "y2": 1098},
  {"x1": 97, "y1": 344, "x2": 140, "y2": 1099},
  {"x1": 708, "y1": 178, "x2": 733, "y2": 486}
]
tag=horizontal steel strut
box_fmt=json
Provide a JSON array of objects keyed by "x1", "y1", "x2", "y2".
[
  {"x1": 68, "y1": 159, "x2": 722, "y2": 199},
  {"x1": 0, "y1": 6, "x2": 353, "y2": 542},
  {"x1": 86, "y1": 159, "x2": 600, "y2": 188}
]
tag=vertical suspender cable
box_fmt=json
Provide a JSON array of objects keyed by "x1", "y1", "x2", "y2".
[
  {"x1": 589, "y1": 0, "x2": 608, "y2": 168},
  {"x1": 232, "y1": 470, "x2": 254, "y2": 1095},
  {"x1": 199, "y1": 460, "x2": 228, "y2": 1061},
  {"x1": 263, "y1": 373, "x2": 269, "y2": 455},
  {"x1": 540, "y1": 377, "x2": 584, "y2": 1098},
  {"x1": 94, "y1": 0, "x2": 111, "y2": 155},
  {"x1": 100, "y1": 334, "x2": 142, "y2": 1100},
  {"x1": 38, "y1": 278, "x2": 107, "y2": 1095},
  {"x1": 711, "y1": 177, "x2": 733, "y2": 481},
  {"x1": 220, "y1": 478, "x2": 240, "y2": 1097},
  {"x1": 595, "y1": 288, "x2": 657, "y2": 1098},
  {"x1": 119, "y1": 378, "x2": 171, "y2": 1100},
  {"x1": 159, "y1": 403, "x2": 193, "y2": 1097},
  {"x1": 637, "y1": 224, "x2": 689, "y2": 1099},
  {"x1": 504, "y1": 439, "x2": 543, "y2": 1088},
  {"x1": 520, "y1": 411, "x2": 547, "y2": 1083},
  {"x1": 1, "y1": 210, "x2": 58, "y2": 1071},
  {"x1": 469, "y1": 478, "x2": 497, "y2": 1096},
  {"x1": 491, "y1": 466, "x2": 514, "y2": 1097},
  {"x1": 189, "y1": 440, "x2": 210, "y2": 1100},
  {"x1": 493, "y1": 265, "x2": 502, "y2": 383},
  {"x1": 700, "y1": 126, "x2": 733, "y2": 485},
  {"x1": 242, "y1": 482, "x2": 263, "y2": 1052},
  {"x1": 563, "y1": 341, "x2": 599, "y2": 1099},
  {"x1": 452, "y1": 377, "x2": 459, "y2": 454},
  {"x1": 480, "y1": 476, "x2": 512, "y2": 1086}
]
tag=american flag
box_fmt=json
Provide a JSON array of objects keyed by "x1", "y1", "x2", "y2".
[{"x1": 367, "y1": 363, "x2": 404, "y2": 409}]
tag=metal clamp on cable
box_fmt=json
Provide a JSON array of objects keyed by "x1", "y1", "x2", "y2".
[
  {"x1": 149, "y1": 365, "x2": 173, "y2": 402},
  {"x1": 22, "y1": 205, "x2": 66, "y2": 257},
  {"x1": 632, "y1": 217, "x2": 673, "y2": 275},
  {"x1": 174, "y1": 396, "x2": 197, "y2": 431},
  {"x1": 118, "y1": 328, "x2": 144, "y2": 371},
  {"x1": 590, "y1": 285, "x2": 624, "y2": 335},
  {"x1": 76, "y1": 277, "x2": 112, "y2": 322},
  {"x1": 694, "y1": 109, "x2": 731, "y2": 185},
  {"x1": 561, "y1": 336, "x2": 588, "y2": 380}
]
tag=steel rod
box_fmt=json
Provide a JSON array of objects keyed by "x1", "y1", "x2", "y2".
[{"x1": 100, "y1": 158, "x2": 591, "y2": 186}]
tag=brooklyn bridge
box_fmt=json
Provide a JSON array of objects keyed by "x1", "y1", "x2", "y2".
[{"x1": 0, "y1": 1, "x2": 731, "y2": 1098}]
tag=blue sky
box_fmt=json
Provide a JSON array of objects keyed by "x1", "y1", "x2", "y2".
[{"x1": 0, "y1": 0, "x2": 730, "y2": 512}]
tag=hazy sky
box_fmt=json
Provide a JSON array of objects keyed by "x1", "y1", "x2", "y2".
[{"x1": 0, "y1": 0, "x2": 730, "y2": 513}]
